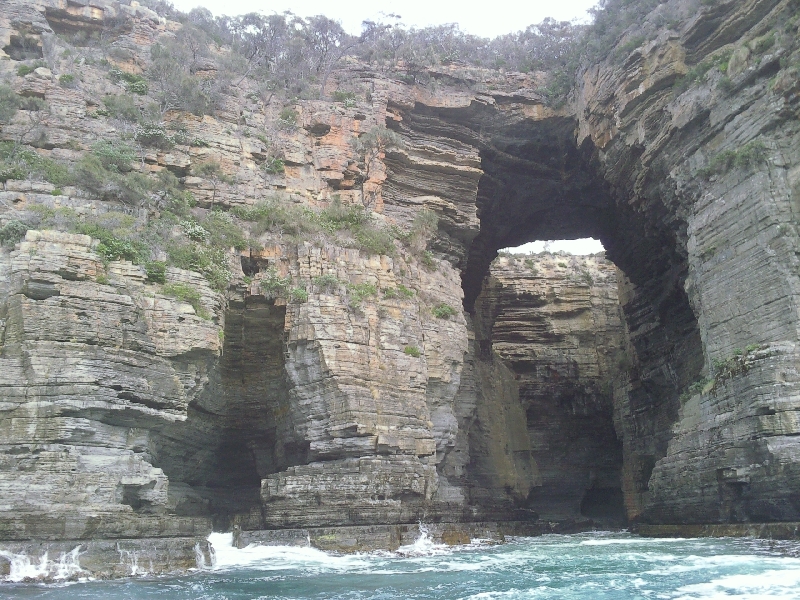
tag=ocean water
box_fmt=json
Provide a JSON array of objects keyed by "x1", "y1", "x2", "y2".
[{"x1": 4, "y1": 530, "x2": 800, "y2": 599}]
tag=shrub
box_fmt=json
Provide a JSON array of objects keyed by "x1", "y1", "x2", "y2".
[
  {"x1": 404, "y1": 345, "x2": 421, "y2": 357},
  {"x1": 332, "y1": 90, "x2": 356, "y2": 107},
  {"x1": 353, "y1": 226, "x2": 395, "y2": 256},
  {"x1": 290, "y1": 286, "x2": 309, "y2": 303},
  {"x1": 135, "y1": 123, "x2": 176, "y2": 149},
  {"x1": 698, "y1": 140, "x2": 768, "y2": 178},
  {"x1": 0, "y1": 142, "x2": 73, "y2": 186},
  {"x1": 78, "y1": 223, "x2": 148, "y2": 263},
  {"x1": 278, "y1": 107, "x2": 298, "y2": 128},
  {"x1": 312, "y1": 273, "x2": 340, "y2": 291},
  {"x1": 102, "y1": 94, "x2": 141, "y2": 123},
  {"x1": 261, "y1": 267, "x2": 292, "y2": 299},
  {"x1": 203, "y1": 211, "x2": 248, "y2": 250},
  {"x1": 0, "y1": 85, "x2": 20, "y2": 124},
  {"x1": 145, "y1": 260, "x2": 167, "y2": 283},
  {"x1": 16, "y1": 64, "x2": 42, "y2": 77},
  {"x1": 406, "y1": 208, "x2": 438, "y2": 250},
  {"x1": 348, "y1": 282, "x2": 378, "y2": 308},
  {"x1": 58, "y1": 74, "x2": 76, "y2": 87},
  {"x1": 161, "y1": 282, "x2": 209, "y2": 318},
  {"x1": 431, "y1": 303, "x2": 456, "y2": 319},
  {"x1": 262, "y1": 156, "x2": 285, "y2": 174},
  {"x1": 421, "y1": 251, "x2": 435, "y2": 269},
  {"x1": 75, "y1": 154, "x2": 152, "y2": 205},
  {"x1": 91, "y1": 140, "x2": 137, "y2": 171},
  {"x1": 166, "y1": 242, "x2": 231, "y2": 291},
  {"x1": 0, "y1": 220, "x2": 29, "y2": 246},
  {"x1": 109, "y1": 67, "x2": 149, "y2": 95}
]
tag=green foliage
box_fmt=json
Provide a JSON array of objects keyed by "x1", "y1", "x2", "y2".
[
  {"x1": 166, "y1": 242, "x2": 231, "y2": 290},
  {"x1": 16, "y1": 62, "x2": 44, "y2": 77},
  {"x1": 332, "y1": 90, "x2": 356, "y2": 107},
  {"x1": 75, "y1": 154, "x2": 153, "y2": 205},
  {"x1": 404, "y1": 208, "x2": 438, "y2": 251},
  {"x1": 135, "y1": 123, "x2": 177, "y2": 149},
  {"x1": 752, "y1": 32, "x2": 776, "y2": 54},
  {"x1": 155, "y1": 170, "x2": 195, "y2": 215},
  {"x1": 421, "y1": 251, "x2": 435, "y2": 269},
  {"x1": 612, "y1": 35, "x2": 645, "y2": 63},
  {"x1": 697, "y1": 140, "x2": 768, "y2": 178},
  {"x1": 145, "y1": 260, "x2": 167, "y2": 284},
  {"x1": 0, "y1": 85, "x2": 20, "y2": 124},
  {"x1": 102, "y1": 94, "x2": 142, "y2": 122},
  {"x1": 0, "y1": 220, "x2": 29, "y2": 246},
  {"x1": 383, "y1": 285, "x2": 415, "y2": 299},
  {"x1": 262, "y1": 156, "x2": 285, "y2": 174},
  {"x1": 404, "y1": 345, "x2": 421, "y2": 358},
  {"x1": 347, "y1": 282, "x2": 378, "y2": 308},
  {"x1": 201, "y1": 210, "x2": 248, "y2": 250},
  {"x1": 679, "y1": 377, "x2": 714, "y2": 404},
  {"x1": 431, "y1": 303, "x2": 456, "y2": 319},
  {"x1": 161, "y1": 283, "x2": 209, "y2": 318},
  {"x1": 312, "y1": 273, "x2": 340, "y2": 291},
  {"x1": 278, "y1": 107, "x2": 298, "y2": 128},
  {"x1": 58, "y1": 74, "x2": 76, "y2": 87},
  {"x1": 96, "y1": 274, "x2": 110, "y2": 285},
  {"x1": 673, "y1": 50, "x2": 733, "y2": 95},
  {"x1": 707, "y1": 345, "x2": 764, "y2": 391},
  {"x1": 289, "y1": 286, "x2": 309, "y2": 303},
  {"x1": 109, "y1": 67, "x2": 149, "y2": 95},
  {"x1": 91, "y1": 140, "x2": 137, "y2": 171},
  {"x1": 78, "y1": 222, "x2": 148, "y2": 263},
  {"x1": 260, "y1": 267, "x2": 292, "y2": 299},
  {"x1": 718, "y1": 75, "x2": 733, "y2": 93},
  {"x1": 0, "y1": 142, "x2": 73, "y2": 186},
  {"x1": 231, "y1": 198, "x2": 395, "y2": 254},
  {"x1": 352, "y1": 225, "x2": 396, "y2": 255}
]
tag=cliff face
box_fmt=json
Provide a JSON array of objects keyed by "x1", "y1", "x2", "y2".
[
  {"x1": 477, "y1": 254, "x2": 626, "y2": 524},
  {"x1": 1, "y1": 0, "x2": 800, "y2": 579}
]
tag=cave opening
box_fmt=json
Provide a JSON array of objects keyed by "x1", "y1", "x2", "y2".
[{"x1": 391, "y1": 99, "x2": 707, "y2": 525}]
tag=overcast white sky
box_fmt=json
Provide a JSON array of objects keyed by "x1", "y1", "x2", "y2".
[
  {"x1": 170, "y1": 0, "x2": 605, "y2": 253},
  {"x1": 169, "y1": 0, "x2": 599, "y2": 38}
]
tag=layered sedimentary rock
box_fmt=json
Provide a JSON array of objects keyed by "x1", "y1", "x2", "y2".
[
  {"x1": 477, "y1": 254, "x2": 626, "y2": 523},
  {"x1": 1, "y1": 0, "x2": 800, "y2": 579},
  {"x1": 574, "y1": 0, "x2": 800, "y2": 524}
]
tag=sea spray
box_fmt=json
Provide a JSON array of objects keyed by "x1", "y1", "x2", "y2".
[
  {"x1": 205, "y1": 531, "x2": 372, "y2": 572},
  {"x1": 12, "y1": 532, "x2": 798, "y2": 599},
  {"x1": 0, "y1": 546, "x2": 85, "y2": 582}
]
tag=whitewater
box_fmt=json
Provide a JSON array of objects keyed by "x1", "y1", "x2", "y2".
[{"x1": 3, "y1": 530, "x2": 800, "y2": 599}]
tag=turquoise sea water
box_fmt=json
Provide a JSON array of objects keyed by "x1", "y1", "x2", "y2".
[{"x1": 4, "y1": 531, "x2": 800, "y2": 599}]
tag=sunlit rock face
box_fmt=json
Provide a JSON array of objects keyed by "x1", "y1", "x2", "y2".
[{"x1": 2, "y1": 0, "x2": 800, "y2": 577}]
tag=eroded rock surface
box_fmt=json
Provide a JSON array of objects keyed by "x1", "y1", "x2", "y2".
[{"x1": 1, "y1": 0, "x2": 800, "y2": 579}]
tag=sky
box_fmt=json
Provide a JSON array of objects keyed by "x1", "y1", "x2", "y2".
[
  {"x1": 169, "y1": 0, "x2": 605, "y2": 254},
  {"x1": 500, "y1": 239, "x2": 605, "y2": 255},
  {"x1": 169, "y1": 0, "x2": 599, "y2": 39}
]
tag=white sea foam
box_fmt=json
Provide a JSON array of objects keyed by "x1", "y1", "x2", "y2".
[
  {"x1": 673, "y1": 567, "x2": 800, "y2": 599},
  {"x1": 395, "y1": 523, "x2": 451, "y2": 557},
  {"x1": 0, "y1": 546, "x2": 85, "y2": 582},
  {"x1": 206, "y1": 532, "x2": 373, "y2": 572},
  {"x1": 580, "y1": 537, "x2": 687, "y2": 546}
]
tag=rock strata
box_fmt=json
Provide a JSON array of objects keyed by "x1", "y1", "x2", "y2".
[{"x1": 1, "y1": 0, "x2": 800, "y2": 581}]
